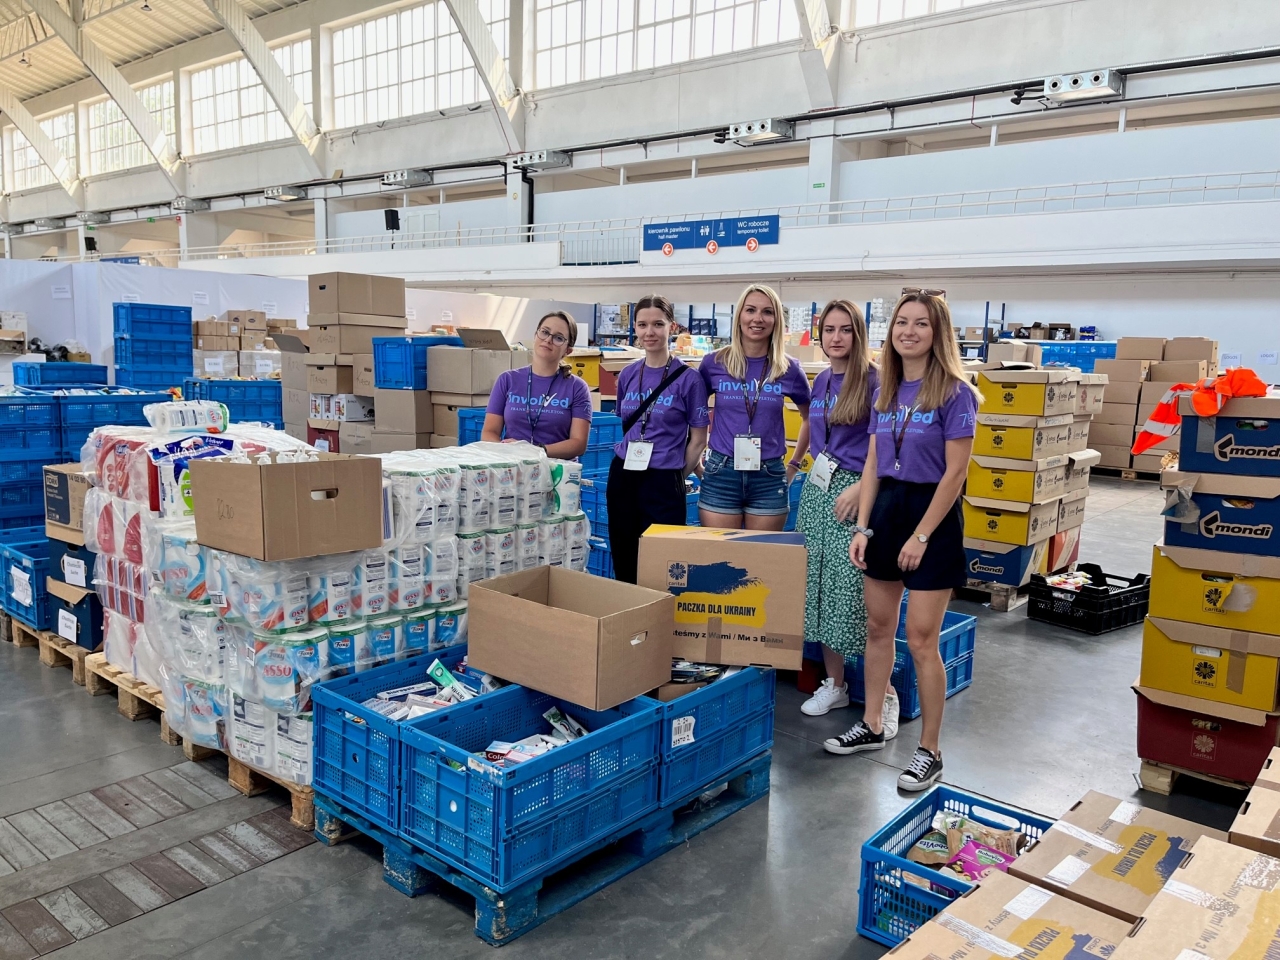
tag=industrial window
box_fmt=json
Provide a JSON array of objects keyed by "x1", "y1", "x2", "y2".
[
  {"x1": 189, "y1": 40, "x2": 313, "y2": 154},
  {"x1": 87, "y1": 80, "x2": 175, "y2": 176},
  {"x1": 852, "y1": 0, "x2": 1004, "y2": 27},
  {"x1": 532, "y1": 0, "x2": 801, "y2": 88},
  {"x1": 10, "y1": 109, "x2": 76, "y2": 192},
  {"x1": 332, "y1": 1, "x2": 507, "y2": 129}
]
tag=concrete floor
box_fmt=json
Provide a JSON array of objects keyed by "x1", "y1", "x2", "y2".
[{"x1": 0, "y1": 477, "x2": 1243, "y2": 960}]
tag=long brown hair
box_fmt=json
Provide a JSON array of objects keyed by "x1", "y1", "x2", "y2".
[
  {"x1": 715, "y1": 284, "x2": 790, "y2": 381},
  {"x1": 537, "y1": 311, "x2": 577, "y2": 373},
  {"x1": 634, "y1": 294, "x2": 675, "y2": 323},
  {"x1": 875, "y1": 293, "x2": 981, "y2": 412},
  {"x1": 817, "y1": 299, "x2": 873, "y2": 425}
]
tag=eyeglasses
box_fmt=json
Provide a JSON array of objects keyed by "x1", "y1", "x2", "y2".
[
  {"x1": 536, "y1": 327, "x2": 569, "y2": 346},
  {"x1": 902, "y1": 287, "x2": 946, "y2": 298}
]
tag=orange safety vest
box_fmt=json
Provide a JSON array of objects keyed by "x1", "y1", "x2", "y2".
[{"x1": 1132, "y1": 368, "x2": 1268, "y2": 456}]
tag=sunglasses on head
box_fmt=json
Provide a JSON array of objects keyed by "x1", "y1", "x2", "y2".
[{"x1": 902, "y1": 287, "x2": 946, "y2": 298}]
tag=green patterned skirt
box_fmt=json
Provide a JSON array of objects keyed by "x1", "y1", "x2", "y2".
[{"x1": 796, "y1": 467, "x2": 869, "y2": 657}]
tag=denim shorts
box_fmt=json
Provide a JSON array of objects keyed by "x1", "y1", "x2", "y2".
[{"x1": 698, "y1": 450, "x2": 791, "y2": 517}]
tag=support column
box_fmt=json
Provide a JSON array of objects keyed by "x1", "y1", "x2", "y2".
[
  {"x1": 178, "y1": 212, "x2": 220, "y2": 257},
  {"x1": 806, "y1": 128, "x2": 841, "y2": 222}
]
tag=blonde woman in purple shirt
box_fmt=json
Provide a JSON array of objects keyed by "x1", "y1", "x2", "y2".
[
  {"x1": 697, "y1": 285, "x2": 812, "y2": 530},
  {"x1": 828, "y1": 293, "x2": 979, "y2": 793},
  {"x1": 482, "y1": 311, "x2": 592, "y2": 458}
]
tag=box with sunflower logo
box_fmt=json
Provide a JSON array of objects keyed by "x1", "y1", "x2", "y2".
[
  {"x1": 1134, "y1": 682, "x2": 1280, "y2": 784},
  {"x1": 1140, "y1": 616, "x2": 1280, "y2": 711},
  {"x1": 977, "y1": 369, "x2": 1081, "y2": 417},
  {"x1": 1149, "y1": 542, "x2": 1280, "y2": 634},
  {"x1": 973, "y1": 413, "x2": 1080, "y2": 461},
  {"x1": 1007, "y1": 790, "x2": 1227, "y2": 924},
  {"x1": 966, "y1": 453, "x2": 1070, "y2": 503}
]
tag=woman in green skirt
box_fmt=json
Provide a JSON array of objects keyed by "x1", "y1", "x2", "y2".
[{"x1": 793, "y1": 301, "x2": 899, "y2": 737}]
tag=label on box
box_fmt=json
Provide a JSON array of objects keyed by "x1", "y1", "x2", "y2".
[
  {"x1": 671, "y1": 715, "x2": 696, "y2": 748},
  {"x1": 208, "y1": 590, "x2": 226, "y2": 608},
  {"x1": 10, "y1": 569, "x2": 31, "y2": 607},
  {"x1": 64, "y1": 557, "x2": 86, "y2": 588},
  {"x1": 1109, "y1": 800, "x2": 1141, "y2": 825},
  {"x1": 314, "y1": 438, "x2": 331, "y2": 452},
  {"x1": 1192, "y1": 645, "x2": 1222, "y2": 658},
  {"x1": 1264, "y1": 351, "x2": 1279, "y2": 366},
  {"x1": 255, "y1": 357, "x2": 274, "y2": 374},
  {"x1": 1045, "y1": 854, "x2": 1091, "y2": 887},
  {"x1": 1003, "y1": 885, "x2": 1054, "y2": 920},
  {"x1": 57, "y1": 609, "x2": 77, "y2": 641},
  {"x1": 933, "y1": 916, "x2": 1020, "y2": 957},
  {"x1": 204, "y1": 355, "x2": 225, "y2": 374}
]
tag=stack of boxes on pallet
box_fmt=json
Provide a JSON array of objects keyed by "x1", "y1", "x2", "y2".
[
  {"x1": 961, "y1": 369, "x2": 1104, "y2": 589},
  {"x1": 43, "y1": 464, "x2": 101, "y2": 649},
  {"x1": 420, "y1": 329, "x2": 529, "y2": 449},
  {"x1": 1138, "y1": 387, "x2": 1280, "y2": 787},
  {"x1": 1093, "y1": 336, "x2": 1219, "y2": 473},
  {"x1": 193, "y1": 310, "x2": 289, "y2": 379}
]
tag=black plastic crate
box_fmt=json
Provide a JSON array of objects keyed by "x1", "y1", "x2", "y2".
[{"x1": 1027, "y1": 562, "x2": 1149, "y2": 635}]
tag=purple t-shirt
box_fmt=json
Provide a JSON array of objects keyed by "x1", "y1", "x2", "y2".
[
  {"x1": 613, "y1": 360, "x2": 710, "y2": 470},
  {"x1": 486, "y1": 366, "x2": 593, "y2": 445},
  {"x1": 809, "y1": 366, "x2": 878, "y2": 472},
  {"x1": 868, "y1": 378, "x2": 977, "y2": 483},
  {"x1": 700, "y1": 353, "x2": 812, "y2": 461}
]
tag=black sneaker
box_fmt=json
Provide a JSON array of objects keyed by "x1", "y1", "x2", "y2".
[
  {"x1": 898, "y1": 747, "x2": 944, "y2": 791},
  {"x1": 823, "y1": 721, "x2": 885, "y2": 756}
]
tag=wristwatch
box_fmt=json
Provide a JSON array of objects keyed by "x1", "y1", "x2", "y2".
[{"x1": 914, "y1": 533, "x2": 929, "y2": 544}]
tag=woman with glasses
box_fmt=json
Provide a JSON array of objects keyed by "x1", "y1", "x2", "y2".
[
  {"x1": 698, "y1": 284, "x2": 811, "y2": 530},
  {"x1": 607, "y1": 295, "x2": 709, "y2": 583},
  {"x1": 482, "y1": 311, "x2": 592, "y2": 458}
]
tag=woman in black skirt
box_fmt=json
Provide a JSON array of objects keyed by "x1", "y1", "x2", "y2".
[{"x1": 826, "y1": 292, "x2": 979, "y2": 793}]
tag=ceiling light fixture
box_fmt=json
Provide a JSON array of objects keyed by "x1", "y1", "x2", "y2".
[
  {"x1": 140, "y1": 2, "x2": 152, "y2": 11},
  {"x1": 17, "y1": 51, "x2": 30, "y2": 67}
]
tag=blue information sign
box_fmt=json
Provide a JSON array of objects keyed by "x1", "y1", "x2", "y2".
[{"x1": 643, "y1": 214, "x2": 779, "y2": 251}]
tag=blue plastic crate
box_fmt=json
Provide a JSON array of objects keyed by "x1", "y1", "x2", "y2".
[
  {"x1": 399, "y1": 686, "x2": 661, "y2": 892},
  {"x1": 0, "y1": 424, "x2": 60, "y2": 463},
  {"x1": 373, "y1": 335, "x2": 463, "y2": 390},
  {"x1": 0, "y1": 482, "x2": 45, "y2": 518},
  {"x1": 13, "y1": 362, "x2": 109, "y2": 386},
  {"x1": 457, "y1": 408, "x2": 487, "y2": 445},
  {"x1": 0, "y1": 395, "x2": 59, "y2": 427},
  {"x1": 589, "y1": 414, "x2": 623, "y2": 446},
  {"x1": 181, "y1": 379, "x2": 282, "y2": 426},
  {"x1": 858, "y1": 786, "x2": 1053, "y2": 947},
  {"x1": 586, "y1": 537, "x2": 613, "y2": 578},
  {"x1": 57, "y1": 388, "x2": 171, "y2": 426},
  {"x1": 0, "y1": 515, "x2": 44, "y2": 531},
  {"x1": 0, "y1": 459, "x2": 51, "y2": 485},
  {"x1": 580, "y1": 443, "x2": 615, "y2": 473},
  {"x1": 115, "y1": 368, "x2": 184, "y2": 390},
  {"x1": 312, "y1": 650, "x2": 466, "y2": 832},
  {"x1": 114, "y1": 336, "x2": 192, "y2": 369},
  {"x1": 113, "y1": 302, "x2": 193, "y2": 339},
  {"x1": 658, "y1": 708, "x2": 772, "y2": 805},
  {"x1": 3, "y1": 538, "x2": 50, "y2": 629}
]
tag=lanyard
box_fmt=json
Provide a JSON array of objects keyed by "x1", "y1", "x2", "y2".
[
  {"x1": 819, "y1": 372, "x2": 837, "y2": 452},
  {"x1": 634, "y1": 357, "x2": 673, "y2": 441},
  {"x1": 741, "y1": 358, "x2": 765, "y2": 436},
  {"x1": 526, "y1": 368, "x2": 559, "y2": 436},
  {"x1": 890, "y1": 396, "x2": 919, "y2": 471}
]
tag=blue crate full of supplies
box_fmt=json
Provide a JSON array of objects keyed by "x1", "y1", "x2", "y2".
[
  {"x1": 113, "y1": 302, "x2": 193, "y2": 339},
  {"x1": 586, "y1": 537, "x2": 613, "y2": 578},
  {"x1": 457, "y1": 408, "x2": 487, "y2": 445},
  {"x1": 312, "y1": 650, "x2": 466, "y2": 832},
  {"x1": 858, "y1": 785, "x2": 1052, "y2": 947},
  {"x1": 13, "y1": 362, "x2": 108, "y2": 386},
  {"x1": 589, "y1": 413, "x2": 623, "y2": 446},
  {"x1": 399, "y1": 685, "x2": 661, "y2": 892},
  {"x1": 373, "y1": 335, "x2": 464, "y2": 390},
  {"x1": 54, "y1": 387, "x2": 171, "y2": 456},
  {"x1": 3, "y1": 538, "x2": 50, "y2": 629}
]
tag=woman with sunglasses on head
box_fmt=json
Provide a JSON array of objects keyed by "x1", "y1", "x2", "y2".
[
  {"x1": 697, "y1": 284, "x2": 812, "y2": 530},
  {"x1": 795, "y1": 301, "x2": 899, "y2": 734},
  {"x1": 482, "y1": 311, "x2": 592, "y2": 458},
  {"x1": 607, "y1": 295, "x2": 710, "y2": 583},
  {"x1": 827, "y1": 292, "x2": 979, "y2": 793}
]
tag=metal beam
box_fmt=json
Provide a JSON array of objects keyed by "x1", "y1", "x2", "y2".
[
  {"x1": 201, "y1": 0, "x2": 324, "y2": 179},
  {"x1": 23, "y1": 0, "x2": 185, "y2": 194},
  {"x1": 0, "y1": 84, "x2": 83, "y2": 205},
  {"x1": 792, "y1": 0, "x2": 838, "y2": 109},
  {"x1": 441, "y1": 0, "x2": 523, "y2": 154}
]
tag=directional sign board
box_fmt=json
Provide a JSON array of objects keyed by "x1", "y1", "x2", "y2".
[{"x1": 642, "y1": 215, "x2": 779, "y2": 252}]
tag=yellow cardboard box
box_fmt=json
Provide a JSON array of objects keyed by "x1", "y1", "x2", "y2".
[
  {"x1": 568, "y1": 349, "x2": 601, "y2": 388},
  {"x1": 977, "y1": 369, "x2": 1080, "y2": 416},
  {"x1": 1149, "y1": 542, "x2": 1280, "y2": 636},
  {"x1": 962, "y1": 495, "x2": 1059, "y2": 545},
  {"x1": 966, "y1": 453, "x2": 1069, "y2": 504},
  {"x1": 783, "y1": 400, "x2": 803, "y2": 442},
  {"x1": 973, "y1": 413, "x2": 1077, "y2": 460},
  {"x1": 1140, "y1": 616, "x2": 1280, "y2": 711}
]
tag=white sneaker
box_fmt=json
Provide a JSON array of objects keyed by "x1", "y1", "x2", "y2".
[
  {"x1": 802, "y1": 678, "x2": 850, "y2": 717},
  {"x1": 882, "y1": 690, "x2": 901, "y2": 741}
]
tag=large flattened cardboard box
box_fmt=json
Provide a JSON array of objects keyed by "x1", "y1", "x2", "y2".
[
  {"x1": 977, "y1": 369, "x2": 1079, "y2": 417},
  {"x1": 44, "y1": 463, "x2": 91, "y2": 544},
  {"x1": 309, "y1": 272, "x2": 405, "y2": 317},
  {"x1": 1140, "y1": 615, "x2": 1280, "y2": 712},
  {"x1": 1178, "y1": 393, "x2": 1280, "y2": 478},
  {"x1": 1149, "y1": 542, "x2": 1280, "y2": 637},
  {"x1": 884, "y1": 871, "x2": 1133, "y2": 960},
  {"x1": 1110, "y1": 836, "x2": 1280, "y2": 959},
  {"x1": 1230, "y1": 746, "x2": 1280, "y2": 858},
  {"x1": 427, "y1": 329, "x2": 532, "y2": 396},
  {"x1": 467, "y1": 566, "x2": 674, "y2": 711},
  {"x1": 190, "y1": 452, "x2": 382, "y2": 562},
  {"x1": 1008, "y1": 790, "x2": 1226, "y2": 923},
  {"x1": 636, "y1": 527, "x2": 806, "y2": 670}
]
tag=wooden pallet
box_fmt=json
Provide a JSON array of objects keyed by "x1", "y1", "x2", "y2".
[
  {"x1": 2, "y1": 614, "x2": 38, "y2": 647},
  {"x1": 1138, "y1": 759, "x2": 1252, "y2": 797},
  {"x1": 227, "y1": 755, "x2": 315, "y2": 831},
  {"x1": 956, "y1": 578, "x2": 1030, "y2": 612},
  {"x1": 35, "y1": 629, "x2": 97, "y2": 685},
  {"x1": 1092, "y1": 466, "x2": 1161, "y2": 483},
  {"x1": 84, "y1": 652, "x2": 167, "y2": 720}
]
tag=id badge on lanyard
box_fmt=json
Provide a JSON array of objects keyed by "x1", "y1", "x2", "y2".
[
  {"x1": 810, "y1": 452, "x2": 835, "y2": 491},
  {"x1": 624, "y1": 441, "x2": 654, "y2": 471},
  {"x1": 734, "y1": 435, "x2": 762, "y2": 471}
]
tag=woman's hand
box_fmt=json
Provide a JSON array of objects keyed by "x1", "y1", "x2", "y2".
[
  {"x1": 898, "y1": 536, "x2": 928, "y2": 572},
  {"x1": 785, "y1": 462, "x2": 800, "y2": 485},
  {"x1": 850, "y1": 532, "x2": 869, "y2": 570},
  {"x1": 833, "y1": 481, "x2": 861, "y2": 522}
]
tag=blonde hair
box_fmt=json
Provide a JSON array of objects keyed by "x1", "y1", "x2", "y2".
[
  {"x1": 537, "y1": 312, "x2": 577, "y2": 373},
  {"x1": 875, "y1": 293, "x2": 981, "y2": 413},
  {"x1": 715, "y1": 284, "x2": 790, "y2": 382},
  {"x1": 817, "y1": 300, "x2": 873, "y2": 425}
]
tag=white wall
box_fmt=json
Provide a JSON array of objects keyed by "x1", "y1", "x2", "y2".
[{"x1": 405, "y1": 289, "x2": 596, "y2": 345}]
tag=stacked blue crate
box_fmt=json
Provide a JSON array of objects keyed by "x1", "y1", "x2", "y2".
[
  {"x1": 0, "y1": 526, "x2": 49, "y2": 628},
  {"x1": 783, "y1": 478, "x2": 804, "y2": 531},
  {"x1": 372, "y1": 335, "x2": 464, "y2": 390},
  {"x1": 581, "y1": 413, "x2": 623, "y2": 476},
  {"x1": 0, "y1": 394, "x2": 63, "y2": 529},
  {"x1": 114, "y1": 303, "x2": 192, "y2": 391},
  {"x1": 1032, "y1": 340, "x2": 1117, "y2": 373},
  {"x1": 13, "y1": 362, "x2": 108, "y2": 386},
  {"x1": 44, "y1": 386, "x2": 172, "y2": 458},
  {"x1": 182, "y1": 378, "x2": 281, "y2": 426}
]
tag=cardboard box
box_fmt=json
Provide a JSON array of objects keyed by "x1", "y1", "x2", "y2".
[
  {"x1": 1141, "y1": 615, "x2": 1280, "y2": 711},
  {"x1": 430, "y1": 435, "x2": 458, "y2": 448},
  {"x1": 196, "y1": 336, "x2": 231, "y2": 351},
  {"x1": 329, "y1": 394, "x2": 375, "y2": 422},
  {"x1": 966, "y1": 454, "x2": 1069, "y2": 504},
  {"x1": 1132, "y1": 452, "x2": 1169, "y2": 474},
  {"x1": 1094, "y1": 443, "x2": 1132, "y2": 469},
  {"x1": 376, "y1": 389, "x2": 434, "y2": 435},
  {"x1": 1065, "y1": 450, "x2": 1101, "y2": 492},
  {"x1": 352, "y1": 354, "x2": 375, "y2": 396},
  {"x1": 1089, "y1": 421, "x2": 1137, "y2": 447},
  {"x1": 1150, "y1": 542, "x2": 1280, "y2": 636},
  {"x1": 194, "y1": 350, "x2": 237, "y2": 377},
  {"x1": 1008, "y1": 790, "x2": 1226, "y2": 923},
  {"x1": 44, "y1": 463, "x2": 91, "y2": 544},
  {"x1": 1163, "y1": 337, "x2": 1219, "y2": 364},
  {"x1": 283, "y1": 422, "x2": 308, "y2": 443},
  {"x1": 1046, "y1": 525, "x2": 1081, "y2": 572},
  {"x1": 48, "y1": 539, "x2": 94, "y2": 590},
  {"x1": 239, "y1": 351, "x2": 281, "y2": 378},
  {"x1": 974, "y1": 413, "x2": 1077, "y2": 460},
  {"x1": 1096, "y1": 402, "x2": 1138, "y2": 425},
  {"x1": 283, "y1": 386, "x2": 309, "y2": 424},
  {"x1": 277, "y1": 333, "x2": 309, "y2": 390},
  {"x1": 1056, "y1": 487, "x2": 1088, "y2": 531},
  {"x1": 963, "y1": 537, "x2": 1048, "y2": 586},
  {"x1": 597, "y1": 358, "x2": 631, "y2": 398},
  {"x1": 1115, "y1": 337, "x2": 1166, "y2": 361},
  {"x1": 1135, "y1": 683, "x2": 1280, "y2": 784},
  {"x1": 338, "y1": 422, "x2": 374, "y2": 454},
  {"x1": 306, "y1": 425, "x2": 338, "y2": 451},
  {"x1": 238, "y1": 332, "x2": 267, "y2": 351},
  {"x1": 1177, "y1": 394, "x2": 1280, "y2": 478},
  {"x1": 1093, "y1": 359, "x2": 1151, "y2": 381},
  {"x1": 370, "y1": 432, "x2": 431, "y2": 453},
  {"x1": 1140, "y1": 380, "x2": 1178, "y2": 404},
  {"x1": 306, "y1": 358, "x2": 354, "y2": 395},
  {"x1": 977, "y1": 370, "x2": 1079, "y2": 417},
  {"x1": 195, "y1": 319, "x2": 226, "y2": 337},
  {"x1": 309, "y1": 272, "x2": 406, "y2": 318},
  {"x1": 1149, "y1": 359, "x2": 1207, "y2": 383},
  {"x1": 1228, "y1": 747, "x2": 1280, "y2": 857},
  {"x1": 427, "y1": 338, "x2": 532, "y2": 395},
  {"x1": 309, "y1": 324, "x2": 406, "y2": 355},
  {"x1": 1101, "y1": 380, "x2": 1141, "y2": 405},
  {"x1": 309, "y1": 393, "x2": 329, "y2": 420},
  {"x1": 308, "y1": 312, "x2": 408, "y2": 331},
  {"x1": 1075, "y1": 372, "x2": 1107, "y2": 415},
  {"x1": 986, "y1": 341, "x2": 1044, "y2": 365},
  {"x1": 430, "y1": 392, "x2": 491, "y2": 408},
  {"x1": 1109, "y1": 836, "x2": 1278, "y2": 959},
  {"x1": 190, "y1": 452, "x2": 382, "y2": 561},
  {"x1": 885, "y1": 872, "x2": 1132, "y2": 960},
  {"x1": 47, "y1": 577, "x2": 103, "y2": 651},
  {"x1": 467, "y1": 566, "x2": 675, "y2": 711},
  {"x1": 1161, "y1": 469, "x2": 1280, "y2": 558},
  {"x1": 221, "y1": 309, "x2": 267, "y2": 329},
  {"x1": 962, "y1": 496, "x2": 1059, "y2": 546},
  {"x1": 0, "y1": 331, "x2": 25, "y2": 355},
  {"x1": 637, "y1": 527, "x2": 806, "y2": 669},
  {"x1": 432, "y1": 402, "x2": 485, "y2": 438}
]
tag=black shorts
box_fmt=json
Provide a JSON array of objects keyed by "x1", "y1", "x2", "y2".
[{"x1": 864, "y1": 477, "x2": 967, "y2": 591}]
